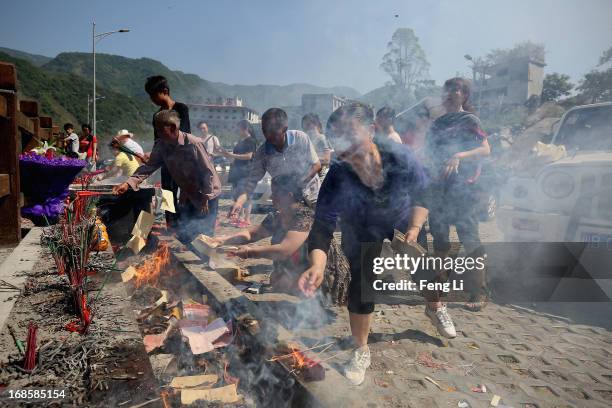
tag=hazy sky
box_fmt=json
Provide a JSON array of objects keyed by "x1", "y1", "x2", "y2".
[{"x1": 2, "y1": 0, "x2": 611, "y2": 94}]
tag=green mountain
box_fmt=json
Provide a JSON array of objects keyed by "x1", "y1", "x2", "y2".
[
  {"x1": 0, "y1": 47, "x2": 51, "y2": 67},
  {"x1": 0, "y1": 52, "x2": 151, "y2": 141},
  {"x1": 43, "y1": 52, "x2": 224, "y2": 105},
  {"x1": 1, "y1": 47, "x2": 362, "y2": 146}
]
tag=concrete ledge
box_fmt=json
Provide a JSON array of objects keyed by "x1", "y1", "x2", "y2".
[{"x1": 0, "y1": 227, "x2": 43, "y2": 331}]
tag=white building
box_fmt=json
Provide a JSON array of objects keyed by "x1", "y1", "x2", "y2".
[
  {"x1": 188, "y1": 98, "x2": 260, "y2": 137},
  {"x1": 472, "y1": 57, "x2": 545, "y2": 112}
]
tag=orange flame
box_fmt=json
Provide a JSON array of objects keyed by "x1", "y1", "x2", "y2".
[
  {"x1": 134, "y1": 244, "x2": 170, "y2": 288},
  {"x1": 291, "y1": 348, "x2": 316, "y2": 370}
]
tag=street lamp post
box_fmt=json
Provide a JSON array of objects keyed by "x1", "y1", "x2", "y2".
[{"x1": 92, "y1": 22, "x2": 129, "y2": 140}]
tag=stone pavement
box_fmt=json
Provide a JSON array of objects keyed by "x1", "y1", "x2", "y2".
[{"x1": 215, "y1": 200, "x2": 612, "y2": 407}]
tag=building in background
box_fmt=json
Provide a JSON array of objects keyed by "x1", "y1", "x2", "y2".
[
  {"x1": 188, "y1": 97, "x2": 261, "y2": 143},
  {"x1": 286, "y1": 93, "x2": 354, "y2": 129},
  {"x1": 472, "y1": 57, "x2": 545, "y2": 114}
]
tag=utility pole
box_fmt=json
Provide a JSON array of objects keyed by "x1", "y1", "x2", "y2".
[{"x1": 92, "y1": 22, "x2": 129, "y2": 138}]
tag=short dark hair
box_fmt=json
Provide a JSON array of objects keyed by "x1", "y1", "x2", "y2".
[
  {"x1": 302, "y1": 113, "x2": 323, "y2": 132},
  {"x1": 261, "y1": 108, "x2": 288, "y2": 133},
  {"x1": 271, "y1": 174, "x2": 304, "y2": 202},
  {"x1": 81, "y1": 123, "x2": 91, "y2": 131},
  {"x1": 326, "y1": 102, "x2": 374, "y2": 139},
  {"x1": 237, "y1": 119, "x2": 256, "y2": 138},
  {"x1": 376, "y1": 106, "x2": 396, "y2": 121},
  {"x1": 145, "y1": 75, "x2": 169, "y2": 96},
  {"x1": 64, "y1": 123, "x2": 74, "y2": 132},
  {"x1": 197, "y1": 121, "x2": 208, "y2": 128}
]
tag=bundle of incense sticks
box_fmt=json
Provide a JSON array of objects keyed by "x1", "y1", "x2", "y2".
[
  {"x1": 23, "y1": 321, "x2": 37, "y2": 371},
  {"x1": 73, "y1": 169, "x2": 105, "y2": 190},
  {"x1": 65, "y1": 288, "x2": 91, "y2": 334},
  {"x1": 42, "y1": 192, "x2": 99, "y2": 334}
]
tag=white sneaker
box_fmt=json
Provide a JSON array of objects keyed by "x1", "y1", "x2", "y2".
[
  {"x1": 425, "y1": 304, "x2": 457, "y2": 339},
  {"x1": 344, "y1": 346, "x2": 371, "y2": 385}
]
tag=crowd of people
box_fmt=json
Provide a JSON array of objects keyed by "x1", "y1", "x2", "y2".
[{"x1": 106, "y1": 74, "x2": 490, "y2": 386}]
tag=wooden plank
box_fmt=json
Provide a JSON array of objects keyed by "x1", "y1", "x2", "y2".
[
  {"x1": 0, "y1": 70, "x2": 20, "y2": 245},
  {"x1": 19, "y1": 100, "x2": 38, "y2": 117},
  {"x1": 16, "y1": 110, "x2": 35, "y2": 134},
  {"x1": 0, "y1": 94, "x2": 6, "y2": 118},
  {"x1": 39, "y1": 116, "x2": 52, "y2": 128},
  {"x1": 0, "y1": 62, "x2": 17, "y2": 90},
  {"x1": 0, "y1": 174, "x2": 9, "y2": 198}
]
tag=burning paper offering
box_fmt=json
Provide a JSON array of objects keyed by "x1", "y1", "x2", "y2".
[
  {"x1": 181, "y1": 384, "x2": 239, "y2": 404},
  {"x1": 132, "y1": 210, "x2": 155, "y2": 239},
  {"x1": 170, "y1": 374, "x2": 218, "y2": 389},
  {"x1": 191, "y1": 234, "x2": 220, "y2": 257},
  {"x1": 182, "y1": 303, "x2": 211, "y2": 321},
  {"x1": 127, "y1": 235, "x2": 146, "y2": 254},
  {"x1": 121, "y1": 266, "x2": 137, "y2": 282},
  {"x1": 160, "y1": 189, "x2": 176, "y2": 213},
  {"x1": 180, "y1": 318, "x2": 230, "y2": 355}
]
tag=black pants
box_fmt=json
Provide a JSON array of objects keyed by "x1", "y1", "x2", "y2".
[
  {"x1": 428, "y1": 183, "x2": 487, "y2": 297},
  {"x1": 428, "y1": 183, "x2": 481, "y2": 254},
  {"x1": 176, "y1": 198, "x2": 219, "y2": 244}
]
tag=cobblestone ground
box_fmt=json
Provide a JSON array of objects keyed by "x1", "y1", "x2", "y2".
[{"x1": 216, "y1": 199, "x2": 612, "y2": 408}]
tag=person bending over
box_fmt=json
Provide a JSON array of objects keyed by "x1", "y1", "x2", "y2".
[
  {"x1": 113, "y1": 110, "x2": 221, "y2": 243},
  {"x1": 298, "y1": 102, "x2": 456, "y2": 386},
  {"x1": 228, "y1": 108, "x2": 321, "y2": 217},
  {"x1": 215, "y1": 174, "x2": 350, "y2": 305}
]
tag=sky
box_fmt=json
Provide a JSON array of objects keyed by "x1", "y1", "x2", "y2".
[{"x1": 1, "y1": 0, "x2": 611, "y2": 94}]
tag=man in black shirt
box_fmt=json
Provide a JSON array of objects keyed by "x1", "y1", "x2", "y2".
[{"x1": 145, "y1": 75, "x2": 191, "y2": 227}]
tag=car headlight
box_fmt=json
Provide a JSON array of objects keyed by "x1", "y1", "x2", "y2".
[{"x1": 541, "y1": 171, "x2": 574, "y2": 199}]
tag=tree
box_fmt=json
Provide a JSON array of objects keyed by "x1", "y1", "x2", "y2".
[
  {"x1": 599, "y1": 46, "x2": 612, "y2": 66},
  {"x1": 380, "y1": 28, "x2": 430, "y2": 95},
  {"x1": 576, "y1": 46, "x2": 612, "y2": 103},
  {"x1": 541, "y1": 73, "x2": 574, "y2": 102},
  {"x1": 577, "y1": 70, "x2": 612, "y2": 103},
  {"x1": 486, "y1": 41, "x2": 546, "y2": 65}
]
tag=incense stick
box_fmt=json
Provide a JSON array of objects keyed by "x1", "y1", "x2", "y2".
[{"x1": 267, "y1": 341, "x2": 336, "y2": 361}]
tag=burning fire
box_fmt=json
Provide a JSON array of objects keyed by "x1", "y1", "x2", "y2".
[
  {"x1": 290, "y1": 348, "x2": 317, "y2": 370},
  {"x1": 134, "y1": 243, "x2": 171, "y2": 288}
]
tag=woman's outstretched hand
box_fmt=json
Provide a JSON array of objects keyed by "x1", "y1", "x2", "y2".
[
  {"x1": 443, "y1": 155, "x2": 460, "y2": 179},
  {"x1": 298, "y1": 266, "x2": 324, "y2": 298}
]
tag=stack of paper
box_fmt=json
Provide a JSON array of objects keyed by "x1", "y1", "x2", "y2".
[
  {"x1": 179, "y1": 318, "x2": 231, "y2": 355},
  {"x1": 126, "y1": 210, "x2": 155, "y2": 254}
]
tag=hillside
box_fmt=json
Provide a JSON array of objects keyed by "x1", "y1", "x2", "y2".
[
  {"x1": 42, "y1": 52, "x2": 361, "y2": 113},
  {"x1": 0, "y1": 52, "x2": 152, "y2": 141},
  {"x1": 43, "y1": 52, "x2": 224, "y2": 105},
  {"x1": 0, "y1": 47, "x2": 51, "y2": 67},
  {"x1": 1, "y1": 47, "x2": 363, "y2": 144}
]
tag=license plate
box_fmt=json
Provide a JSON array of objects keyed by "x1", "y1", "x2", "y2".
[{"x1": 581, "y1": 232, "x2": 612, "y2": 249}]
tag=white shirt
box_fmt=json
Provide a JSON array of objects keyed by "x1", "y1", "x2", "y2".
[
  {"x1": 65, "y1": 132, "x2": 79, "y2": 153},
  {"x1": 123, "y1": 138, "x2": 144, "y2": 155},
  {"x1": 203, "y1": 134, "x2": 221, "y2": 156}
]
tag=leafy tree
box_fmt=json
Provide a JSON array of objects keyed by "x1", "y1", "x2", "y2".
[
  {"x1": 486, "y1": 41, "x2": 546, "y2": 65},
  {"x1": 575, "y1": 46, "x2": 612, "y2": 104},
  {"x1": 541, "y1": 73, "x2": 574, "y2": 102},
  {"x1": 577, "y1": 69, "x2": 612, "y2": 103},
  {"x1": 380, "y1": 28, "x2": 429, "y2": 95},
  {"x1": 599, "y1": 46, "x2": 612, "y2": 66}
]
